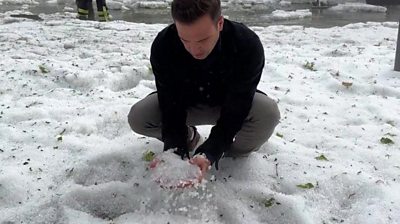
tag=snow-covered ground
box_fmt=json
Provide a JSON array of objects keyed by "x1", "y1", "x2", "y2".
[{"x1": 1, "y1": 12, "x2": 400, "y2": 224}]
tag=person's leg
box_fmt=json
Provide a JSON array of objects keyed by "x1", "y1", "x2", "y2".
[
  {"x1": 128, "y1": 91, "x2": 220, "y2": 131},
  {"x1": 128, "y1": 93, "x2": 163, "y2": 140},
  {"x1": 96, "y1": 0, "x2": 110, "y2": 21},
  {"x1": 128, "y1": 92, "x2": 280, "y2": 155},
  {"x1": 76, "y1": 0, "x2": 91, "y2": 20},
  {"x1": 227, "y1": 92, "x2": 280, "y2": 157}
]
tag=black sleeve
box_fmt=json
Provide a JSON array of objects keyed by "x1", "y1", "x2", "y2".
[
  {"x1": 150, "y1": 34, "x2": 188, "y2": 149},
  {"x1": 208, "y1": 34, "x2": 265, "y2": 147}
]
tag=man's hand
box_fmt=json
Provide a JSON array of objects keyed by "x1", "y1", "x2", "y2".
[{"x1": 190, "y1": 154, "x2": 211, "y2": 181}]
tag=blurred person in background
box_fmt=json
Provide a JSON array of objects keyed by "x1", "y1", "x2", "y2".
[{"x1": 76, "y1": 0, "x2": 111, "y2": 21}]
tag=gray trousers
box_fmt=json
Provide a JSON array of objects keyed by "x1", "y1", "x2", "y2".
[{"x1": 128, "y1": 92, "x2": 280, "y2": 156}]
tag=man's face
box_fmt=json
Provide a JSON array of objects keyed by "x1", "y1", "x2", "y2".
[{"x1": 175, "y1": 15, "x2": 224, "y2": 60}]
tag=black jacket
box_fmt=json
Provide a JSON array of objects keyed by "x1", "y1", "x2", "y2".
[{"x1": 150, "y1": 19, "x2": 265, "y2": 152}]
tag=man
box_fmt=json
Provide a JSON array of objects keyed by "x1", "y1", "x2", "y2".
[
  {"x1": 76, "y1": 0, "x2": 111, "y2": 21},
  {"x1": 128, "y1": 0, "x2": 280, "y2": 177}
]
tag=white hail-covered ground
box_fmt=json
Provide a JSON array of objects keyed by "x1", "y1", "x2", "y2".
[{"x1": 0, "y1": 11, "x2": 399, "y2": 224}]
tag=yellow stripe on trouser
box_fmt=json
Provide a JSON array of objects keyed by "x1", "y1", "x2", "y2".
[
  {"x1": 78, "y1": 8, "x2": 89, "y2": 14},
  {"x1": 98, "y1": 6, "x2": 109, "y2": 21},
  {"x1": 77, "y1": 8, "x2": 89, "y2": 19}
]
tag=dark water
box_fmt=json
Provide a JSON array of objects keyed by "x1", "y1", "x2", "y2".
[
  {"x1": 1, "y1": 1, "x2": 399, "y2": 28},
  {"x1": 113, "y1": 5, "x2": 400, "y2": 28}
]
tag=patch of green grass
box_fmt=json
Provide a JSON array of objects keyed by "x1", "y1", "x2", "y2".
[
  {"x1": 262, "y1": 197, "x2": 278, "y2": 208},
  {"x1": 315, "y1": 154, "x2": 328, "y2": 161},
  {"x1": 380, "y1": 137, "x2": 394, "y2": 145},
  {"x1": 142, "y1": 150, "x2": 155, "y2": 162},
  {"x1": 296, "y1": 183, "x2": 314, "y2": 189},
  {"x1": 39, "y1": 65, "x2": 49, "y2": 73},
  {"x1": 304, "y1": 61, "x2": 317, "y2": 71}
]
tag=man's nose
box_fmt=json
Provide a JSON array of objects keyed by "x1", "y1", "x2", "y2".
[{"x1": 188, "y1": 43, "x2": 201, "y2": 53}]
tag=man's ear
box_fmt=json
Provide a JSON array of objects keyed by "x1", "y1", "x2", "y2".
[{"x1": 217, "y1": 16, "x2": 224, "y2": 32}]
